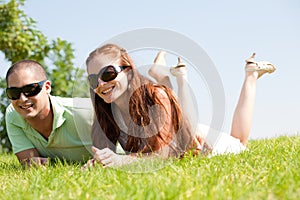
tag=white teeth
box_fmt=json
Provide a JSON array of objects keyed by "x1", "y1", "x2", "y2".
[
  {"x1": 102, "y1": 87, "x2": 113, "y2": 94},
  {"x1": 21, "y1": 104, "x2": 33, "y2": 109}
]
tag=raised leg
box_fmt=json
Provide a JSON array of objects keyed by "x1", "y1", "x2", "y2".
[
  {"x1": 149, "y1": 52, "x2": 198, "y2": 131},
  {"x1": 148, "y1": 51, "x2": 172, "y2": 88},
  {"x1": 230, "y1": 53, "x2": 276, "y2": 145}
]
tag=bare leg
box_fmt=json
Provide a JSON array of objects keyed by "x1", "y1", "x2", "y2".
[
  {"x1": 230, "y1": 53, "x2": 276, "y2": 145},
  {"x1": 149, "y1": 52, "x2": 190, "y2": 115},
  {"x1": 230, "y1": 71, "x2": 257, "y2": 145},
  {"x1": 170, "y1": 58, "x2": 198, "y2": 128},
  {"x1": 149, "y1": 52, "x2": 198, "y2": 132}
]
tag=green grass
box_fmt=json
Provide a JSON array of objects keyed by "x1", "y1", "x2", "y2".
[{"x1": 1, "y1": 135, "x2": 299, "y2": 200}]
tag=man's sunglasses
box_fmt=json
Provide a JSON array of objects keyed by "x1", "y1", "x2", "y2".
[
  {"x1": 6, "y1": 80, "x2": 47, "y2": 100},
  {"x1": 88, "y1": 65, "x2": 129, "y2": 89}
]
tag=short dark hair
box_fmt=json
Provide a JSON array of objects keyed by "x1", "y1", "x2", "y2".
[{"x1": 6, "y1": 60, "x2": 48, "y2": 85}]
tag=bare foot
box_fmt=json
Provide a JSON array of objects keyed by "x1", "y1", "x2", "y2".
[{"x1": 148, "y1": 51, "x2": 169, "y2": 83}]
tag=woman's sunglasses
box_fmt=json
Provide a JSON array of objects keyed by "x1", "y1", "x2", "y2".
[
  {"x1": 88, "y1": 65, "x2": 129, "y2": 89},
  {"x1": 6, "y1": 80, "x2": 47, "y2": 100}
]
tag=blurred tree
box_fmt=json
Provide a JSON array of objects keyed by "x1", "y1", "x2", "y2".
[{"x1": 0, "y1": 0, "x2": 88, "y2": 152}]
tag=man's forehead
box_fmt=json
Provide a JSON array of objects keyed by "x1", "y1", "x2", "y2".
[
  {"x1": 11, "y1": 67, "x2": 37, "y2": 75},
  {"x1": 8, "y1": 68, "x2": 42, "y2": 83}
]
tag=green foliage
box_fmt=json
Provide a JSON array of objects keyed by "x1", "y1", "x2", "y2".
[
  {"x1": 0, "y1": 136, "x2": 299, "y2": 199},
  {"x1": 0, "y1": 0, "x2": 49, "y2": 63},
  {"x1": 0, "y1": 0, "x2": 88, "y2": 152}
]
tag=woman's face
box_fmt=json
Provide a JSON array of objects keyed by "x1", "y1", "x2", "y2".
[{"x1": 87, "y1": 57, "x2": 129, "y2": 104}]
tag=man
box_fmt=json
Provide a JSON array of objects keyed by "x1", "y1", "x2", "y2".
[{"x1": 5, "y1": 60, "x2": 93, "y2": 166}]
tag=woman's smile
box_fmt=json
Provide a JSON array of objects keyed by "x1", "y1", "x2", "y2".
[
  {"x1": 102, "y1": 86, "x2": 114, "y2": 95},
  {"x1": 94, "y1": 83, "x2": 117, "y2": 103}
]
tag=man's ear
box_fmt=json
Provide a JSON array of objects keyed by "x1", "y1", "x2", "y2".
[{"x1": 45, "y1": 80, "x2": 52, "y2": 94}]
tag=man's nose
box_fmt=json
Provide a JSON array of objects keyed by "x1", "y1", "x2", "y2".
[{"x1": 18, "y1": 93, "x2": 28, "y2": 101}]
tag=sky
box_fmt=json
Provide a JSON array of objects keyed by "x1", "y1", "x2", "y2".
[{"x1": 1, "y1": 0, "x2": 299, "y2": 140}]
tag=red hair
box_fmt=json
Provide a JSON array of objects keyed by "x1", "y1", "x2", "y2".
[{"x1": 86, "y1": 44, "x2": 193, "y2": 157}]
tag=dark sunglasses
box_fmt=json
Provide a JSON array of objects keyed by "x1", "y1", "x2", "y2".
[
  {"x1": 6, "y1": 80, "x2": 47, "y2": 100},
  {"x1": 88, "y1": 65, "x2": 129, "y2": 89}
]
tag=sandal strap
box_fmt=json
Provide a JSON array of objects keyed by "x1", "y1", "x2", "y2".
[
  {"x1": 245, "y1": 52, "x2": 276, "y2": 72},
  {"x1": 170, "y1": 57, "x2": 187, "y2": 76},
  {"x1": 245, "y1": 61, "x2": 276, "y2": 73}
]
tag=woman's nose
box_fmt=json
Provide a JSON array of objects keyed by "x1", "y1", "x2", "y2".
[{"x1": 97, "y1": 77, "x2": 106, "y2": 86}]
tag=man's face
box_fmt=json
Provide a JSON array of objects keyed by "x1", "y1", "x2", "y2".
[{"x1": 7, "y1": 68, "x2": 51, "y2": 120}]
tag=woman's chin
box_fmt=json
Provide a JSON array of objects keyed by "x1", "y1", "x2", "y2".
[
  {"x1": 103, "y1": 98, "x2": 113, "y2": 104},
  {"x1": 102, "y1": 93, "x2": 115, "y2": 104}
]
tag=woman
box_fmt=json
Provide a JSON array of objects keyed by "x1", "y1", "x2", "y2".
[
  {"x1": 85, "y1": 43, "x2": 275, "y2": 167},
  {"x1": 85, "y1": 44, "x2": 195, "y2": 167}
]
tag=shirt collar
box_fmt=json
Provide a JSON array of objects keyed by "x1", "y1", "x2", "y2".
[{"x1": 49, "y1": 95, "x2": 66, "y2": 129}]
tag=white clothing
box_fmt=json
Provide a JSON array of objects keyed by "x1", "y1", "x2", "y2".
[{"x1": 197, "y1": 124, "x2": 246, "y2": 155}]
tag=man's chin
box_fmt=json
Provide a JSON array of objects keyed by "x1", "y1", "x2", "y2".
[{"x1": 20, "y1": 110, "x2": 37, "y2": 119}]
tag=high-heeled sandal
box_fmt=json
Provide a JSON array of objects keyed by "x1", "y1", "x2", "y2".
[
  {"x1": 245, "y1": 53, "x2": 276, "y2": 78},
  {"x1": 170, "y1": 57, "x2": 187, "y2": 77},
  {"x1": 149, "y1": 52, "x2": 187, "y2": 80}
]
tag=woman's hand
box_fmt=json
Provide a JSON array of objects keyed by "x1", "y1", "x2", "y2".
[
  {"x1": 192, "y1": 130, "x2": 205, "y2": 150},
  {"x1": 81, "y1": 158, "x2": 96, "y2": 170},
  {"x1": 92, "y1": 146, "x2": 135, "y2": 168},
  {"x1": 191, "y1": 130, "x2": 213, "y2": 155}
]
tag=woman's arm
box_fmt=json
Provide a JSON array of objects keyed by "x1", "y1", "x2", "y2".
[
  {"x1": 91, "y1": 146, "x2": 136, "y2": 167},
  {"x1": 91, "y1": 119, "x2": 117, "y2": 151},
  {"x1": 90, "y1": 146, "x2": 166, "y2": 168},
  {"x1": 138, "y1": 86, "x2": 175, "y2": 155}
]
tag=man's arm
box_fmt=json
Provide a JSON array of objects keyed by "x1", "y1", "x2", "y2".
[
  {"x1": 16, "y1": 148, "x2": 49, "y2": 167},
  {"x1": 6, "y1": 106, "x2": 49, "y2": 167}
]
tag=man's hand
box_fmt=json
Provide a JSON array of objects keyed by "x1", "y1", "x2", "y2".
[
  {"x1": 16, "y1": 148, "x2": 49, "y2": 168},
  {"x1": 28, "y1": 157, "x2": 49, "y2": 168}
]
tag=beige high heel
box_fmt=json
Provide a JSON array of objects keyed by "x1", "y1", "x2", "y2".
[
  {"x1": 149, "y1": 52, "x2": 188, "y2": 80},
  {"x1": 245, "y1": 53, "x2": 276, "y2": 78},
  {"x1": 170, "y1": 57, "x2": 187, "y2": 77}
]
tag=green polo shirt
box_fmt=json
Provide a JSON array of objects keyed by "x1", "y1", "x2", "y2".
[{"x1": 6, "y1": 96, "x2": 94, "y2": 162}]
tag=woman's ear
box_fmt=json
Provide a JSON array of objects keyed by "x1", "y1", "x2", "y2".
[
  {"x1": 127, "y1": 69, "x2": 133, "y2": 81},
  {"x1": 45, "y1": 80, "x2": 52, "y2": 94}
]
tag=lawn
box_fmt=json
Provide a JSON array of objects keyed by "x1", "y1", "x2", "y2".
[{"x1": 0, "y1": 135, "x2": 299, "y2": 200}]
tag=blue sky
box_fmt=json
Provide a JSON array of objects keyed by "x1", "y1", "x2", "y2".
[{"x1": 1, "y1": 0, "x2": 299, "y2": 139}]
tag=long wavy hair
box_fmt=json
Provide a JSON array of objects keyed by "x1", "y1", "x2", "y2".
[{"x1": 86, "y1": 44, "x2": 193, "y2": 156}]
